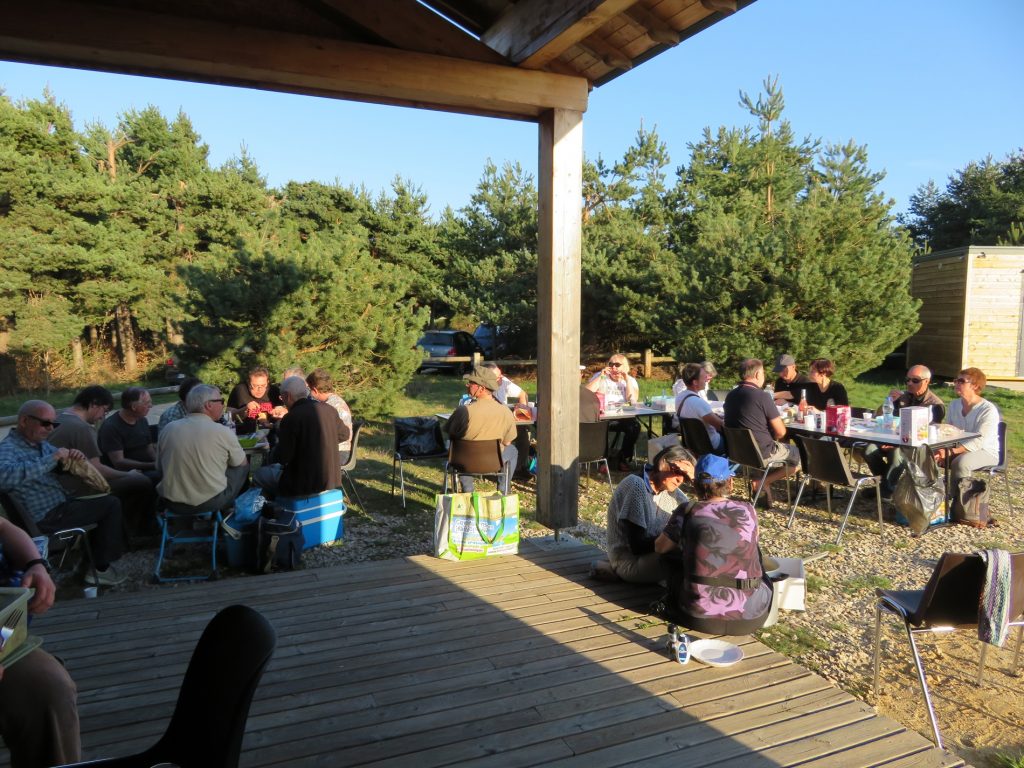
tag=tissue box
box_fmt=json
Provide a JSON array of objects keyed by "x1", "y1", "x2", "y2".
[
  {"x1": 825, "y1": 405, "x2": 851, "y2": 435},
  {"x1": 899, "y1": 406, "x2": 930, "y2": 446}
]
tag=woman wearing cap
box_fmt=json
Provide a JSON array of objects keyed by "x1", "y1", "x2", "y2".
[
  {"x1": 933, "y1": 367, "x2": 1001, "y2": 486},
  {"x1": 605, "y1": 445, "x2": 695, "y2": 584},
  {"x1": 654, "y1": 454, "x2": 773, "y2": 635}
]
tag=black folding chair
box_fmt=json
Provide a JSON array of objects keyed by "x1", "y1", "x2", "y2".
[
  {"x1": 0, "y1": 491, "x2": 99, "y2": 587},
  {"x1": 579, "y1": 421, "x2": 612, "y2": 491},
  {"x1": 444, "y1": 438, "x2": 508, "y2": 495},
  {"x1": 680, "y1": 417, "x2": 715, "y2": 458},
  {"x1": 974, "y1": 420, "x2": 1013, "y2": 517},
  {"x1": 338, "y1": 420, "x2": 367, "y2": 513},
  {"x1": 391, "y1": 417, "x2": 448, "y2": 508},
  {"x1": 722, "y1": 427, "x2": 790, "y2": 507}
]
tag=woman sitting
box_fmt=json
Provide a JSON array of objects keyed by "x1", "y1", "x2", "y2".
[
  {"x1": 933, "y1": 367, "x2": 1001, "y2": 485},
  {"x1": 606, "y1": 445, "x2": 695, "y2": 584},
  {"x1": 655, "y1": 454, "x2": 772, "y2": 635},
  {"x1": 804, "y1": 358, "x2": 849, "y2": 411}
]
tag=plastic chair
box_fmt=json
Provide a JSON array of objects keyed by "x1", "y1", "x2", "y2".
[
  {"x1": 872, "y1": 552, "x2": 1024, "y2": 749},
  {"x1": 391, "y1": 417, "x2": 448, "y2": 508},
  {"x1": 55, "y1": 604, "x2": 276, "y2": 768},
  {"x1": 0, "y1": 491, "x2": 99, "y2": 587},
  {"x1": 579, "y1": 421, "x2": 612, "y2": 491},
  {"x1": 787, "y1": 434, "x2": 883, "y2": 544},
  {"x1": 338, "y1": 420, "x2": 366, "y2": 513},
  {"x1": 444, "y1": 438, "x2": 508, "y2": 495},
  {"x1": 153, "y1": 503, "x2": 222, "y2": 583},
  {"x1": 974, "y1": 420, "x2": 1013, "y2": 517},
  {"x1": 722, "y1": 427, "x2": 789, "y2": 507},
  {"x1": 680, "y1": 417, "x2": 715, "y2": 458}
]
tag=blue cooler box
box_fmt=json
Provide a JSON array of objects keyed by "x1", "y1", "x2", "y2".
[{"x1": 277, "y1": 490, "x2": 346, "y2": 550}]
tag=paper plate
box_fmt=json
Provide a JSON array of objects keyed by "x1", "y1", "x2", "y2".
[{"x1": 689, "y1": 638, "x2": 744, "y2": 667}]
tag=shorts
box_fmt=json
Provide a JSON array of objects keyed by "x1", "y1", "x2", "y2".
[{"x1": 764, "y1": 441, "x2": 800, "y2": 467}]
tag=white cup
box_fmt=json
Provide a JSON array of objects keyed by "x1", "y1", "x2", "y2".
[
  {"x1": 803, "y1": 414, "x2": 815, "y2": 429},
  {"x1": 83, "y1": 586, "x2": 98, "y2": 599}
]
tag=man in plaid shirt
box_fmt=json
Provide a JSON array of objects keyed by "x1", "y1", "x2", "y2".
[{"x1": 0, "y1": 400, "x2": 126, "y2": 586}]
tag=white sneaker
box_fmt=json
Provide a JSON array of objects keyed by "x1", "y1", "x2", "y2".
[{"x1": 84, "y1": 566, "x2": 126, "y2": 587}]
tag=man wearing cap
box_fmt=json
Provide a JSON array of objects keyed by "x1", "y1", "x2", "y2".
[
  {"x1": 446, "y1": 365, "x2": 518, "y2": 494},
  {"x1": 771, "y1": 354, "x2": 811, "y2": 403}
]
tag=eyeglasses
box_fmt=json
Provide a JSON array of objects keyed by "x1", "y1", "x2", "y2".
[
  {"x1": 206, "y1": 398, "x2": 225, "y2": 405},
  {"x1": 609, "y1": 362, "x2": 625, "y2": 368},
  {"x1": 26, "y1": 414, "x2": 60, "y2": 429},
  {"x1": 953, "y1": 377, "x2": 969, "y2": 384},
  {"x1": 905, "y1": 377, "x2": 927, "y2": 384}
]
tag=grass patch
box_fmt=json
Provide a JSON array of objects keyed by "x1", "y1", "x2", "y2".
[
  {"x1": 757, "y1": 624, "x2": 830, "y2": 657},
  {"x1": 994, "y1": 752, "x2": 1024, "y2": 768},
  {"x1": 805, "y1": 574, "x2": 827, "y2": 593},
  {"x1": 840, "y1": 574, "x2": 892, "y2": 594}
]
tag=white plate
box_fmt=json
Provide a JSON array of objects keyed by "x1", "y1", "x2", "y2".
[{"x1": 689, "y1": 638, "x2": 744, "y2": 667}]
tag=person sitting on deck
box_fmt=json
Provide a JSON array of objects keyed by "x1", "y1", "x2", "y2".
[
  {"x1": 655, "y1": 453, "x2": 772, "y2": 635},
  {"x1": 97, "y1": 387, "x2": 157, "y2": 477},
  {"x1": 605, "y1": 445, "x2": 695, "y2": 584}
]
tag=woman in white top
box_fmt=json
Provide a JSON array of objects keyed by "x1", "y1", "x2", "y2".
[{"x1": 934, "y1": 367, "x2": 1001, "y2": 484}]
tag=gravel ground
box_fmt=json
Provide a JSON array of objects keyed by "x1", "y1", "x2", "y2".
[{"x1": 50, "y1": 459, "x2": 1023, "y2": 767}]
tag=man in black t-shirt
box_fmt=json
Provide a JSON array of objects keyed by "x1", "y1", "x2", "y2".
[
  {"x1": 771, "y1": 353, "x2": 812, "y2": 403},
  {"x1": 724, "y1": 359, "x2": 800, "y2": 501},
  {"x1": 227, "y1": 366, "x2": 285, "y2": 428}
]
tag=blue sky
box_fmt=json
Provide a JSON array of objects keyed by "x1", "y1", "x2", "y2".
[{"x1": 1, "y1": 0, "x2": 1020, "y2": 218}]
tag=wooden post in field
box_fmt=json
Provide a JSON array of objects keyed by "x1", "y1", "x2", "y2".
[{"x1": 642, "y1": 348, "x2": 653, "y2": 378}]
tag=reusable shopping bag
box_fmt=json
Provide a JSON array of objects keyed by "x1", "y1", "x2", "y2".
[
  {"x1": 434, "y1": 492, "x2": 519, "y2": 561},
  {"x1": 951, "y1": 478, "x2": 992, "y2": 528}
]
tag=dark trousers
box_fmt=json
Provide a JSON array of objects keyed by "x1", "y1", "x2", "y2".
[
  {"x1": 40, "y1": 495, "x2": 123, "y2": 570},
  {"x1": 0, "y1": 649, "x2": 80, "y2": 767},
  {"x1": 607, "y1": 418, "x2": 641, "y2": 462}
]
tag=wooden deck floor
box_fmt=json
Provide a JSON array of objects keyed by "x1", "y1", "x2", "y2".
[{"x1": 12, "y1": 540, "x2": 968, "y2": 768}]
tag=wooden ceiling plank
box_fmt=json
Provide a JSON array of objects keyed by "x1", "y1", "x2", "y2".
[
  {"x1": 623, "y1": 5, "x2": 680, "y2": 45},
  {"x1": 482, "y1": 0, "x2": 640, "y2": 68},
  {"x1": 700, "y1": 0, "x2": 737, "y2": 13},
  {"x1": 0, "y1": 2, "x2": 588, "y2": 120},
  {"x1": 576, "y1": 36, "x2": 633, "y2": 71},
  {"x1": 315, "y1": 0, "x2": 508, "y2": 64}
]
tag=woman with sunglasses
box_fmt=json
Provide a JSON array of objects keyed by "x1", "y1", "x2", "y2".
[
  {"x1": 933, "y1": 367, "x2": 1001, "y2": 486},
  {"x1": 586, "y1": 353, "x2": 641, "y2": 470}
]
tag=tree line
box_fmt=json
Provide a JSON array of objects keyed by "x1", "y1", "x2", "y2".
[{"x1": 2, "y1": 78, "x2": 1017, "y2": 415}]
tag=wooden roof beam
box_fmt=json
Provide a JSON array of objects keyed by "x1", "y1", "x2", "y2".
[
  {"x1": 576, "y1": 38, "x2": 632, "y2": 72},
  {"x1": 481, "y1": 0, "x2": 640, "y2": 69},
  {"x1": 700, "y1": 0, "x2": 738, "y2": 13},
  {"x1": 623, "y1": 6, "x2": 680, "y2": 46},
  {"x1": 0, "y1": 1, "x2": 588, "y2": 120}
]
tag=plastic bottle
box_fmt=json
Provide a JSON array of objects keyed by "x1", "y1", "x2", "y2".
[
  {"x1": 458, "y1": 394, "x2": 472, "y2": 407},
  {"x1": 765, "y1": 382, "x2": 775, "y2": 398},
  {"x1": 882, "y1": 396, "x2": 894, "y2": 430},
  {"x1": 798, "y1": 389, "x2": 808, "y2": 417}
]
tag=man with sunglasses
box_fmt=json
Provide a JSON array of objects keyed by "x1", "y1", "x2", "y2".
[
  {"x1": 0, "y1": 400, "x2": 126, "y2": 586},
  {"x1": 865, "y1": 365, "x2": 946, "y2": 489},
  {"x1": 585, "y1": 354, "x2": 641, "y2": 471}
]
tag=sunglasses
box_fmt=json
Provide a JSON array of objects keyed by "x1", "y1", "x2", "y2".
[
  {"x1": 26, "y1": 414, "x2": 60, "y2": 428},
  {"x1": 953, "y1": 377, "x2": 969, "y2": 384},
  {"x1": 609, "y1": 362, "x2": 625, "y2": 368},
  {"x1": 905, "y1": 377, "x2": 927, "y2": 384}
]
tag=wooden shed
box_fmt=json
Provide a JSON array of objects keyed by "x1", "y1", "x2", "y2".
[{"x1": 907, "y1": 245, "x2": 1024, "y2": 379}]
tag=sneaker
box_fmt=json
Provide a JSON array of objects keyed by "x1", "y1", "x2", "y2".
[{"x1": 84, "y1": 566, "x2": 127, "y2": 587}]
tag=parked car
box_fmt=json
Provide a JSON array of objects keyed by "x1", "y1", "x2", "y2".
[
  {"x1": 473, "y1": 323, "x2": 510, "y2": 359},
  {"x1": 416, "y1": 330, "x2": 484, "y2": 373}
]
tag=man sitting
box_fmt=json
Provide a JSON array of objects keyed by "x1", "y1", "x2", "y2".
[
  {"x1": 0, "y1": 400, "x2": 125, "y2": 585},
  {"x1": 49, "y1": 385, "x2": 157, "y2": 532},
  {"x1": 306, "y1": 368, "x2": 353, "y2": 462},
  {"x1": 723, "y1": 358, "x2": 800, "y2": 505},
  {"x1": 157, "y1": 376, "x2": 201, "y2": 433},
  {"x1": 482, "y1": 362, "x2": 528, "y2": 405},
  {"x1": 586, "y1": 353, "x2": 641, "y2": 470},
  {"x1": 254, "y1": 377, "x2": 348, "y2": 498},
  {"x1": 771, "y1": 353, "x2": 811, "y2": 403},
  {"x1": 98, "y1": 387, "x2": 157, "y2": 476},
  {"x1": 674, "y1": 362, "x2": 725, "y2": 453},
  {"x1": 157, "y1": 385, "x2": 248, "y2": 514},
  {"x1": 445, "y1": 365, "x2": 517, "y2": 494},
  {"x1": 228, "y1": 366, "x2": 286, "y2": 430}
]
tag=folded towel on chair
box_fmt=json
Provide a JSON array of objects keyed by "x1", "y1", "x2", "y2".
[{"x1": 979, "y1": 548, "x2": 1011, "y2": 646}]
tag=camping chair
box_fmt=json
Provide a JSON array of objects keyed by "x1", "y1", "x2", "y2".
[
  {"x1": 579, "y1": 421, "x2": 612, "y2": 491},
  {"x1": 55, "y1": 604, "x2": 276, "y2": 768},
  {"x1": 722, "y1": 427, "x2": 791, "y2": 508},
  {"x1": 680, "y1": 417, "x2": 715, "y2": 459},
  {"x1": 973, "y1": 421, "x2": 1013, "y2": 517},
  {"x1": 338, "y1": 419, "x2": 366, "y2": 513},
  {"x1": 787, "y1": 435, "x2": 883, "y2": 544},
  {"x1": 444, "y1": 438, "x2": 508, "y2": 495},
  {"x1": 872, "y1": 552, "x2": 1024, "y2": 749},
  {"x1": 391, "y1": 417, "x2": 448, "y2": 508},
  {"x1": 153, "y1": 502, "x2": 222, "y2": 583},
  {"x1": 0, "y1": 491, "x2": 99, "y2": 587}
]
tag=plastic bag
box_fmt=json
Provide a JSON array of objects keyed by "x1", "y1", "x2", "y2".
[
  {"x1": 394, "y1": 417, "x2": 446, "y2": 458},
  {"x1": 892, "y1": 458, "x2": 945, "y2": 535},
  {"x1": 233, "y1": 487, "x2": 266, "y2": 527}
]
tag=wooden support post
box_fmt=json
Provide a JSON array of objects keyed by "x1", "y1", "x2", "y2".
[
  {"x1": 642, "y1": 348, "x2": 653, "y2": 379},
  {"x1": 536, "y1": 107, "x2": 583, "y2": 532}
]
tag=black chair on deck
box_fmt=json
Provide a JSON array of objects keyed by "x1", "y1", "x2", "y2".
[
  {"x1": 0, "y1": 491, "x2": 99, "y2": 587},
  {"x1": 787, "y1": 434, "x2": 883, "y2": 544},
  {"x1": 56, "y1": 604, "x2": 276, "y2": 768},
  {"x1": 680, "y1": 417, "x2": 715, "y2": 459},
  {"x1": 579, "y1": 421, "x2": 612, "y2": 491},
  {"x1": 444, "y1": 438, "x2": 508, "y2": 495},
  {"x1": 722, "y1": 427, "x2": 790, "y2": 508},
  {"x1": 391, "y1": 417, "x2": 448, "y2": 508},
  {"x1": 338, "y1": 419, "x2": 367, "y2": 513},
  {"x1": 872, "y1": 552, "x2": 1024, "y2": 749}
]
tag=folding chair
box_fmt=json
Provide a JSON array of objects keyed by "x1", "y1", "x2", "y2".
[
  {"x1": 153, "y1": 502, "x2": 221, "y2": 583},
  {"x1": 55, "y1": 604, "x2": 276, "y2": 768},
  {"x1": 338, "y1": 420, "x2": 366, "y2": 513},
  {"x1": 680, "y1": 417, "x2": 715, "y2": 459},
  {"x1": 873, "y1": 552, "x2": 1024, "y2": 749},
  {"x1": 579, "y1": 421, "x2": 612, "y2": 491},
  {"x1": 391, "y1": 417, "x2": 448, "y2": 508},
  {"x1": 787, "y1": 434, "x2": 883, "y2": 544},
  {"x1": 974, "y1": 420, "x2": 1013, "y2": 517},
  {"x1": 722, "y1": 427, "x2": 790, "y2": 507},
  {"x1": 444, "y1": 438, "x2": 508, "y2": 495},
  {"x1": 0, "y1": 491, "x2": 99, "y2": 587}
]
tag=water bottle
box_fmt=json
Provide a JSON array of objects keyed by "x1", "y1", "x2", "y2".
[
  {"x1": 882, "y1": 396, "x2": 894, "y2": 430},
  {"x1": 458, "y1": 394, "x2": 472, "y2": 407},
  {"x1": 765, "y1": 382, "x2": 774, "y2": 398}
]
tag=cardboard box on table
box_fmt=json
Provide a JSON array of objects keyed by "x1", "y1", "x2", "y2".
[
  {"x1": 277, "y1": 489, "x2": 346, "y2": 550},
  {"x1": 825, "y1": 405, "x2": 851, "y2": 435},
  {"x1": 899, "y1": 406, "x2": 931, "y2": 446}
]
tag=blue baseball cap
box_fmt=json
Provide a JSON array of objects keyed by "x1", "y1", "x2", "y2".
[{"x1": 695, "y1": 454, "x2": 738, "y2": 482}]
